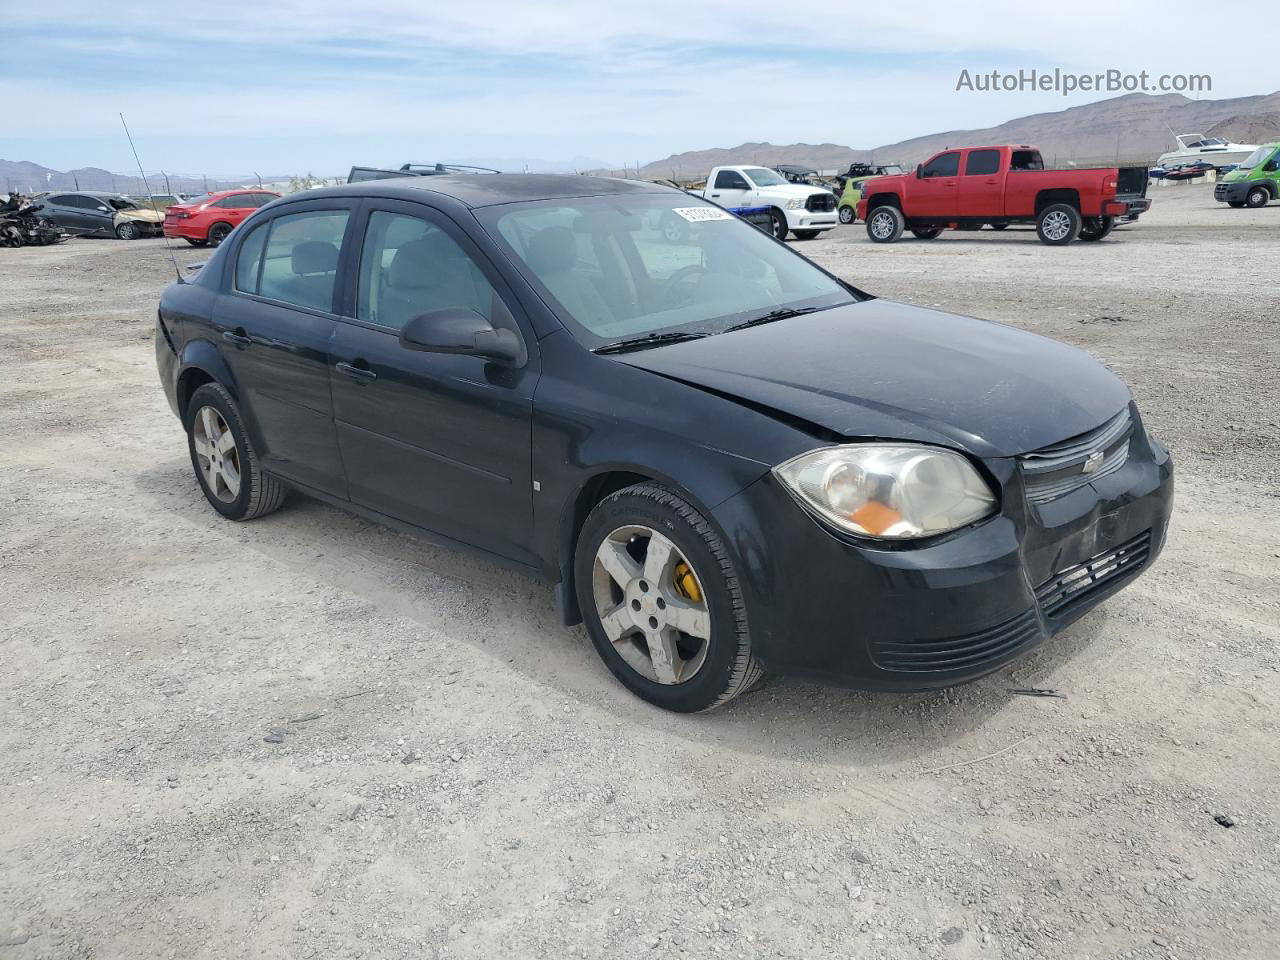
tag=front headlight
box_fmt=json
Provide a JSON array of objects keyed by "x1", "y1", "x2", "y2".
[
  {"x1": 785, "y1": 198, "x2": 805, "y2": 209},
  {"x1": 773, "y1": 444, "x2": 996, "y2": 540}
]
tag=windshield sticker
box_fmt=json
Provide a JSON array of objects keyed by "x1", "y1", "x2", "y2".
[{"x1": 672, "y1": 206, "x2": 734, "y2": 223}]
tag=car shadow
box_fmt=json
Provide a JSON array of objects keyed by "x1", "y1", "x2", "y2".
[{"x1": 134, "y1": 459, "x2": 1107, "y2": 767}]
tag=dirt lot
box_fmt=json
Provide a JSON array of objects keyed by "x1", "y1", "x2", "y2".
[{"x1": 2, "y1": 181, "x2": 1277, "y2": 960}]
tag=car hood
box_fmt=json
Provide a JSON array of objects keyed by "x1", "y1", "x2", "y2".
[
  {"x1": 616, "y1": 299, "x2": 1131, "y2": 458},
  {"x1": 757, "y1": 182, "x2": 832, "y2": 199},
  {"x1": 1220, "y1": 169, "x2": 1251, "y2": 182},
  {"x1": 116, "y1": 208, "x2": 164, "y2": 223}
]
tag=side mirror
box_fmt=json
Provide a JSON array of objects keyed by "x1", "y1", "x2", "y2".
[
  {"x1": 915, "y1": 164, "x2": 924, "y2": 179},
  {"x1": 1266, "y1": 159, "x2": 1280, "y2": 172},
  {"x1": 399, "y1": 308, "x2": 523, "y2": 365}
]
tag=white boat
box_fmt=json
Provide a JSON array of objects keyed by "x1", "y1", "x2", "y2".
[{"x1": 1156, "y1": 133, "x2": 1260, "y2": 169}]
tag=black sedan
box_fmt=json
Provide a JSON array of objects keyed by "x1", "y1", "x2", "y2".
[{"x1": 155, "y1": 174, "x2": 1173, "y2": 712}]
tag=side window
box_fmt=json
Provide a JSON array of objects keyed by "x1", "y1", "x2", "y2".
[
  {"x1": 921, "y1": 152, "x2": 960, "y2": 178},
  {"x1": 357, "y1": 211, "x2": 505, "y2": 331},
  {"x1": 234, "y1": 221, "x2": 269, "y2": 294},
  {"x1": 47, "y1": 194, "x2": 72, "y2": 206},
  {"x1": 965, "y1": 150, "x2": 1001, "y2": 176},
  {"x1": 256, "y1": 210, "x2": 349, "y2": 312},
  {"x1": 215, "y1": 194, "x2": 247, "y2": 209},
  {"x1": 714, "y1": 170, "x2": 750, "y2": 190}
]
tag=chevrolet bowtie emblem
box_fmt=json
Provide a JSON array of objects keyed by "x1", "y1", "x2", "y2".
[{"x1": 1082, "y1": 450, "x2": 1105, "y2": 474}]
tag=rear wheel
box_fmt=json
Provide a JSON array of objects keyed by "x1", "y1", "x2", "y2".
[
  {"x1": 207, "y1": 222, "x2": 233, "y2": 247},
  {"x1": 838, "y1": 205, "x2": 855, "y2": 224},
  {"x1": 1246, "y1": 186, "x2": 1270, "y2": 208},
  {"x1": 184, "y1": 237, "x2": 208, "y2": 247},
  {"x1": 792, "y1": 230, "x2": 820, "y2": 240},
  {"x1": 575, "y1": 483, "x2": 761, "y2": 712},
  {"x1": 911, "y1": 226, "x2": 943, "y2": 240},
  {"x1": 185, "y1": 382, "x2": 287, "y2": 521},
  {"x1": 1036, "y1": 203, "x2": 1082, "y2": 245},
  {"x1": 768, "y1": 208, "x2": 788, "y2": 241},
  {"x1": 115, "y1": 221, "x2": 141, "y2": 240},
  {"x1": 865, "y1": 205, "x2": 905, "y2": 243}
]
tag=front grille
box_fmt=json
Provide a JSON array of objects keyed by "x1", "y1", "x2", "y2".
[
  {"x1": 1036, "y1": 529, "x2": 1151, "y2": 619},
  {"x1": 871, "y1": 608, "x2": 1043, "y2": 673},
  {"x1": 1020, "y1": 409, "x2": 1133, "y2": 504},
  {"x1": 805, "y1": 193, "x2": 836, "y2": 212},
  {"x1": 1214, "y1": 183, "x2": 1230, "y2": 200}
]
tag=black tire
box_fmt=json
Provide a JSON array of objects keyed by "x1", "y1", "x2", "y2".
[
  {"x1": 838, "y1": 205, "x2": 855, "y2": 225},
  {"x1": 185, "y1": 382, "x2": 287, "y2": 521},
  {"x1": 911, "y1": 227, "x2": 943, "y2": 240},
  {"x1": 1036, "y1": 203, "x2": 1082, "y2": 245},
  {"x1": 792, "y1": 230, "x2": 820, "y2": 240},
  {"x1": 1227, "y1": 201, "x2": 1246, "y2": 208},
  {"x1": 207, "y1": 222, "x2": 233, "y2": 247},
  {"x1": 1245, "y1": 186, "x2": 1269, "y2": 208},
  {"x1": 989, "y1": 222, "x2": 1009, "y2": 230},
  {"x1": 115, "y1": 221, "x2": 141, "y2": 240},
  {"x1": 575, "y1": 483, "x2": 762, "y2": 713},
  {"x1": 865, "y1": 205, "x2": 905, "y2": 243},
  {"x1": 1078, "y1": 216, "x2": 1115, "y2": 242},
  {"x1": 768, "y1": 208, "x2": 788, "y2": 241},
  {"x1": 185, "y1": 237, "x2": 209, "y2": 247}
]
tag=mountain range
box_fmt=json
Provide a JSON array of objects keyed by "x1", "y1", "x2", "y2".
[{"x1": 630, "y1": 91, "x2": 1280, "y2": 179}]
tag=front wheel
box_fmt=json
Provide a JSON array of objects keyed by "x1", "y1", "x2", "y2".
[
  {"x1": 1227, "y1": 200, "x2": 1246, "y2": 208},
  {"x1": 865, "y1": 205, "x2": 905, "y2": 243},
  {"x1": 792, "y1": 230, "x2": 820, "y2": 240},
  {"x1": 1246, "y1": 186, "x2": 1269, "y2": 208},
  {"x1": 838, "y1": 205, "x2": 855, "y2": 224},
  {"x1": 1036, "y1": 203, "x2": 1082, "y2": 245},
  {"x1": 911, "y1": 227, "x2": 943, "y2": 240},
  {"x1": 768, "y1": 209, "x2": 788, "y2": 241},
  {"x1": 1078, "y1": 216, "x2": 1115, "y2": 241},
  {"x1": 207, "y1": 222, "x2": 233, "y2": 247},
  {"x1": 575, "y1": 483, "x2": 762, "y2": 712},
  {"x1": 185, "y1": 382, "x2": 287, "y2": 521},
  {"x1": 115, "y1": 221, "x2": 140, "y2": 240}
]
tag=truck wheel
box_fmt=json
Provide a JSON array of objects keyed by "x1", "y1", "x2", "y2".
[
  {"x1": 1078, "y1": 216, "x2": 1115, "y2": 241},
  {"x1": 866, "y1": 206, "x2": 905, "y2": 243},
  {"x1": 838, "y1": 205, "x2": 855, "y2": 224},
  {"x1": 1036, "y1": 203, "x2": 1081, "y2": 245},
  {"x1": 911, "y1": 227, "x2": 942, "y2": 240},
  {"x1": 115, "y1": 221, "x2": 140, "y2": 240},
  {"x1": 1245, "y1": 186, "x2": 1269, "y2": 208},
  {"x1": 792, "y1": 230, "x2": 820, "y2": 240},
  {"x1": 768, "y1": 209, "x2": 788, "y2": 241}
]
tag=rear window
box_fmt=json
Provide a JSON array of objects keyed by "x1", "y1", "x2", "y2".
[{"x1": 235, "y1": 210, "x2": 350, "y2": 312}]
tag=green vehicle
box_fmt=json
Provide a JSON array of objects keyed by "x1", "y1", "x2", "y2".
[
  {"x1": 836, "y1": 163, "x2": 905, "y2": 224},
  {"x1": 1214, "y1": 143, "x2": 1280, "y2": 208}
]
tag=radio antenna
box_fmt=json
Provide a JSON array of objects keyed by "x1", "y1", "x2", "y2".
[{"x1": 119, "y1": 112, "x2": 183, "y2": 283}]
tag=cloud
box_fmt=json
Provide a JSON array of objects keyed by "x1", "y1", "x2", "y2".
[{"x1": 8, "y1": 0, "x2": 1275, "y2": 171}]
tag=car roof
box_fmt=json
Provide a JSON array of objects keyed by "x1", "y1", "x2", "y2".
[{"x1": 305, "y1": 174, "x2": 673, "y2": 209}]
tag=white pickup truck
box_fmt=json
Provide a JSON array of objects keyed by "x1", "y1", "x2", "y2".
[{"x1": 696, "y1": 165, "x2": 839, "y2": 240}]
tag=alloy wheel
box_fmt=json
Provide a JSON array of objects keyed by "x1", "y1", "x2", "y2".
[
  {"x1": 192, "y1": 405, "x2": 242, "y2": 503},
  {"x1": 591, "y1": 525, "x2": 711, "y2": 686},
  {"x1": 1041, "y1": 210, "x2": 1072, "y2": 242},
  {"x1": 869, "y1": 210, "x2": 896, "y2": 240},
  {"x1": 838, "y1": 205, "x2": 855, "y2": 224}
]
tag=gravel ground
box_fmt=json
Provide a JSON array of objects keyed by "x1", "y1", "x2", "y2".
[{"x1": 1, "y1": 181, "x2": 1277, "y2": 960}]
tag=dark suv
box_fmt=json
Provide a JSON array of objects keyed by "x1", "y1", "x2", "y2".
[{"x1": 156, "y1": 175, "x2": 1173, "y2": 712}]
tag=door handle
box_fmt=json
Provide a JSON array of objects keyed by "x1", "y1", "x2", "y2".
[
  {"x1": 222, "y1": 330, "x2": 251, "y2": 347},
  {"x1": 335, "y1": 361, "x2": 377, "y2": 383},
  {"x1": 711, "y1": 193, "x2": 721, "y2": 197}
]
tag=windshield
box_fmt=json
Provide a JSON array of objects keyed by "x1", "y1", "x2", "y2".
[
  {"x1": 1237, "y1": 146, "x2": 1271, "y2": 170},
  {"x1": 477, "y1": 195, "x2": 854, "y2": 348},
  {"x1": 743, "y1": 167, "x2": 786, "y2": 187}
]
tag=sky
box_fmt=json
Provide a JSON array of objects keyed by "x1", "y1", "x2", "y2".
[{"x1": 4, "y1": 0, "x2": 1277, "y2": 177}]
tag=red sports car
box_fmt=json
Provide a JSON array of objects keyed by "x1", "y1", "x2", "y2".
[{"x1": 163, "y1": 189, "x2": 280, "y2": 247}]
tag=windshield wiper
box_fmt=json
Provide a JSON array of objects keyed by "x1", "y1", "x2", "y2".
[
  {"x1": 593, "y1": 331, "x2": 709, "y2": 355},
  {"x1": 722, "y1": 306, "x2": 819, "y2": 333}
]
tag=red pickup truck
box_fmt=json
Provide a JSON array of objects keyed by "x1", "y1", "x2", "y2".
[{"x1": 855, "y1": 144, "x2": 1150, "y2": 245}]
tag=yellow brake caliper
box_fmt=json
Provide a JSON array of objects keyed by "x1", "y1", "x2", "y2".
[{"x1": 673, "y1": 561, "x2": 702, "y2": 604}]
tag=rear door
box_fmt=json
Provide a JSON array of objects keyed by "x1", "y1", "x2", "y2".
[
  {"x1": 909, "y1": 152, "x2": 961, "y2": 218},
  {"x1": 210, "y1": 199, "x2": 356, "y2": 498},
  {"x1": 327, "y1": 200, "x2": 538, "y2": 563},
  {"x1": 957, "y1": 148, "x2": 1005, "y2": 218},
  {"x1": 212, "y1": 193, "x2": 261, "y2": 231}
]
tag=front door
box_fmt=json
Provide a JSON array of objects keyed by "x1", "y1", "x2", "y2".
[
  {"x1": 706, "y1": 169, "x2": 751, "y2": 208},
  {"x1": 328, "y1": 202, "x2": 538, "y2": 564},
  {"x1": 910, "y1": 151, "x2": 961, "y2": 218},
  {"x1": 210, "y1": 200, "x2": 355, "y2": 498}
]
